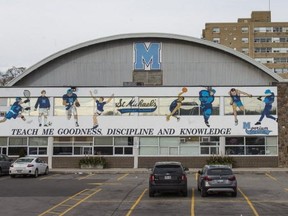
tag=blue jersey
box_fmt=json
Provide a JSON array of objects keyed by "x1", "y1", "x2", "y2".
[
  {"x1": 96, "y1": 100, "x2": 107, "y2": 112},
  {"x1": 264, "y1": 93, "x2": 274, "y2": 105},
  {"x1": 169, "y1": 99, "x2": 181, "y2": 112},
  {"x1": 35, "y1": 96, "x2": 50, "y2": 109},
  {"x1": 230, "y1": 94, "x2": 241, "y2": 103},
  {"x1": 199, "y1": 90, "x2": 215, "y2": 109},
  {"x1": 63, "y1": 93, "x2": 77, "y2": 110},
  {"x1": 5, "y1": 101, "x2": 23, "y2": 119}
]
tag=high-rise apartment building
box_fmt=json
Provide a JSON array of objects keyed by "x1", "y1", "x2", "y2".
[{"x1": 202, "y1": 11, "x2": 288, "y2": 78}]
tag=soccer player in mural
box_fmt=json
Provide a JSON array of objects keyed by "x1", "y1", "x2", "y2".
[
  {"x1": 89, "y1": 90, "x2": 114, "y2": 129},
  {"x1": 166, "y1": 87, "x2": 187, "y2": 121},
  {"x1": 229, "y1": 88, "x2": 252, "y2": 126},
  {"x1": 0, "y1": 97, "x2": 31, "y2": 123},
  {"x1": 255, "y1": 89, "x2": 278, "y2": 125},
  {"x1": 199, "y1": 87, "x2": 216, "y2": 127},
  {"x1": 62, "y1": 88, "x2": 80, "y2": 127},
  {"x1": 34, "y1": 90, "x2": 51, "y2": 127}
]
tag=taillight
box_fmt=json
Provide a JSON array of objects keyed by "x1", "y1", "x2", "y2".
[
  {"x1": 150, "y1": 175, "x2": 155, "y2": 182},
  {"x1": 27, "y1": 164, "x2": 34, "y2": 167},
  {"x1": 203, "y1": 176, "x2": 212, "y2": 181},
  {"x1": 181, "y1": 175, "x2": 187, "y2": 181},
  {"x1": 228, "y1": 175, "x2": 236, "y2": 181}
]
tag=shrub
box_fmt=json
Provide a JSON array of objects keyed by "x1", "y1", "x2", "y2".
[
  {"x1": 79, "y1": 156, "x2": 107, "y2": 168},
  {"x1": 206, "y1": 155, "x2": 236, "y2": 167}
]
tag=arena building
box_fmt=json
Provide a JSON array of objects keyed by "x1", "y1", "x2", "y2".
[{"x1": 1, "y1": 33, "x2": 288, "y2": 168}]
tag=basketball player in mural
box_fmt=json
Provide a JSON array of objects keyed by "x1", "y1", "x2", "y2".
[
  {"x1": 34, "y1": 90, "x2": 51, "y2": 127},
  {"x1": 199, "y1": 87, "x2": 216, "y2": 127},
  {"x1": 0, "y1": 97, "x2": 31, "y2": 123},
  {"x1": 229, "y1": 88, "x2": 252, "y2": 126},
  {"x1": 89, "y1": 90, "x2": 114, "y2": 129},
  {"x1": 62, "y1": 88, "x2": 80, "y2": 127},
  {"x1": 166, "y1": 87, "x2": 187, "y2": 121},
  {"x1": 255, "y1": 89, "x2": 278, "y2": 125}
]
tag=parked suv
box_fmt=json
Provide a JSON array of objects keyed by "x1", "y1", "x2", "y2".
[
  {"x1": 197, "y1": 165, "x2": 237, "y2": 197},
  {"x1": 149, "y1": 161, "x2": 188, "y2": 197},
  {"x1": 0, "y1": 154, "x2": 13, "y2": 175}
]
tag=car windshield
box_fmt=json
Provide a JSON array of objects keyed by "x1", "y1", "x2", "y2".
[
  {"x1": 154, "y1": 165, "x2": 182, "y2": 174},
  {"x1": 15, "y1": 158, "x2": 34, "y2": 163},
  {"x1": 207, "y1": 168, "x2": 232, "y2": 175}
]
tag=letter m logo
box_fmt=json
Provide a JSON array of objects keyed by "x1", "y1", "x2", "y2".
[{"x1": 133, "y1": 42, "x2": 161, "y2": 71}]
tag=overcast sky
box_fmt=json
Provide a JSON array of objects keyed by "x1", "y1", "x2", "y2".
[{"x1": 0, "y1": 0, "x2": 287, "y2": 71}]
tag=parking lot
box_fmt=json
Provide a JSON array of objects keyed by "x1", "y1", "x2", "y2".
[{"x1": 0, "y1": 171, "x2": 288, "y2": 216}]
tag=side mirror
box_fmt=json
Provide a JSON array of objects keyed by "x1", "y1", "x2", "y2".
[
  {"x1": 184, "y1": 167, "x2": 189, "y2": 171},
  {"x1": 198, "y1": 170, "x2": 202, "y2": 175}
]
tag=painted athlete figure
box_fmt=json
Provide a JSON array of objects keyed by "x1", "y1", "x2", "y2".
[
  {"x1": 229, "y1": 88, "x2": 252, "y2": 126},
  {"x1": 90, "y1": 90, "x2": 114, "y2": 129},
  {"x1": 62, "y1": 89, "x2": 80, "y2": 127},
  {"x1": 34, "y1": 90, "x2": 50, "y2": 127},
  {"x1": 199, "y1": 87, "x2": 216, "y2": 127},
  {"x1": 0, "y1": 97, "x2": 30, "y2": 123},
  {"x1": 166, "y1": 89, "x2": 186, "y2": 121},
  {"x1": 255, "y1": 89, "x2": 277, "y2": 125}
]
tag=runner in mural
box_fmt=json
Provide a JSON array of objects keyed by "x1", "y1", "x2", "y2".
[
  {"x1": 34, "y1": 90, "x2": 51, "y2": 127},
  {"x1": 229, "y1": 88, "x2": 252, "y2": 126},
  {"x1": 90, "y1": 90, "x2": 114, "y2": 129},
  {"x1": 199, "y1": 87, "x2": 216, "y2": 127},
  {"x1": 166, "y1": 87, "x2": 187, "y2": 121},
  {"x1": 62, "y1": 88, "x2": 80, "y2": 127},
  {"x1": 255, "y1": 89, "x2": 278, "y2": 125},
  {"x1": 0, "y1": 97, "x2": 31, "y2": 123}
]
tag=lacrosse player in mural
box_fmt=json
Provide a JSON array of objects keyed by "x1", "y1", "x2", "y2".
[
  {"x1": 255, "y1": 89, "x2": 278, "y2": 125},
  {"x1": 229, "y1": 88, "x2": 252, "y2": 126},
  {"x1": 199, "y1": 87, "x2": 216, "y2": 127},
  {"x1": 0, "y1": 97, "x2": 31, "y2": 123},
  {"x1": 89, "y1": 90, "x2": 114, "y2": 129},
  {"x1": 166, "y1": 87, "x2": 187, "y2": 122},
  {"x1": 62, "y1": 88, "x2": 80, "y2": 127},
  {"x1": 34, "y1": 90, "x2": 50, "y2": 127}
]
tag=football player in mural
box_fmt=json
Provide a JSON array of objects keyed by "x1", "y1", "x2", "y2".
[
  {"x1": 62, "y1": 88, "x2": 80, "y2": 127},
  {"x1": 34, "y1": 90, "x2": 51, "y2": 127},
  {"x1": 199, "y1": 87, "x2": 216, "y2": 127},
  {"x1": 229, "y1": 88, "x2": 252, "y2": 126},
  {"x1": 255, "y1": 89, "x2": 278, "y2": 125},
  {"x1": 0, "y1": 97, "x2": 31, "y2": 123},
  {"x1": 166, "y1": 87, "x2": 187, "y2": 121},
  {"x1": 90, "y1": 90, "x2": 114, "y2": 129}
]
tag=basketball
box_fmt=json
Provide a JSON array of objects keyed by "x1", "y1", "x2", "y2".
[{"x1": 182, "y1": 87, "x2": 188, "y2": 92}]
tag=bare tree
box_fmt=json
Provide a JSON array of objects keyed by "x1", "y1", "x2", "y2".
[{"x1": 0, "y1": 66, "x2": 26, "y2": 86}]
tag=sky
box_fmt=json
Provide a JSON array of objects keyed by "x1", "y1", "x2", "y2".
[{"x1": 0, "y1": 0, "x2": 287, "y2": 72}]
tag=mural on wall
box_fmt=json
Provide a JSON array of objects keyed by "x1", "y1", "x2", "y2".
[
  {"x1": 90, "y1": 89, "x2": 114, "y2": 129},
  {"x1": 228, "y1": 88, "x2": 252, "y2": 126},
  {"x1": 0, "y1": 86, "x2": 278, "y2": 137}
]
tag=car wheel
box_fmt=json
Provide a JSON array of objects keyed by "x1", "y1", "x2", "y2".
[
  {"x1": 201, "y1": 184, "x2": 207, "y2": 197},
  {"x1": 232, "y1": 190, "x2": 237, "y2": 197},
  {"x1": 0, "y1": 168, "x2": 2, "y2": 176},
  {"x1": 44, "y1": 167, "x2": 49, "y2": 175},
  {"x1": 149, "y1": 189, "x2": 155, "y2": 197},
  {"x1": 34, "y1": 169, "x2": 39, "y2": 178},
  {"x1": 10, "y1": 175, "x2": 15, "y2": 178},
  {"x1": 197, "y1": 184, "x2": 201, "y2": 191}
]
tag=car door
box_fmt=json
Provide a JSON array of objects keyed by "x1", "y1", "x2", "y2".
[{"x1": 0, "y1": 155, "x2": 11, "y2": 174}]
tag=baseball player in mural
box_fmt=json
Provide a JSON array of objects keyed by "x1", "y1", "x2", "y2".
[
  {"x1": 62, "y1": 88, "x2": 80, "y2": 127},
  {"x1": 199, "y1": 87, "x2": 216, "y2": 127},
  {"x1": 229, "y1": 88, "x2": 252, "y2": 126},
  {"x1": 166, "y1": 87, "x2": 187, "y2": 121},
  {"x1": 90, "y1": 90, "x2": 114, "y2": 129},
  {"x1": 255, "y1": 89, "x2": 278, "y2": 125},
  {"x1": 0, "y1": 97, "x2": 31, "y2": 123},
  {"x1": 34, "y1": 90, "x2": 50, "y2": 127}
]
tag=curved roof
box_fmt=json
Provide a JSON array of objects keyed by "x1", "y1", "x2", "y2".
[{"x1": 8, "y1": 32, "x2": 284, "y2": 86}]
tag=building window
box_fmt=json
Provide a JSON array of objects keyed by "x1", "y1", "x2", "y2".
[
  {"x1": 242, "y1": 38, "x2": 248, "y2": 43},
  {"x1": 0, "y1": 137, "x2": 7, "y2": 155},
  {"x1": 28, "y1": 137, "x2": 48, "y2": 155},
  {"x1": 242, "y1": 48, "x2": 249, "y2": 54},
  {"x1": 213, "y1": 38, "x2": 220, "y2": 43},
  {"x1": 241, "y1": 27, "x2": 248, "y2": 33},
  {"x1": 8, "y1": 137, "x2": 27, "y2": 156},
  {"x1": 212, "y1": 27, "x2": 220, "y2": 33}
]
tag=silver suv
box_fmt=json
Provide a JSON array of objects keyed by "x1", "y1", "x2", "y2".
[{"x1": 197, "y1": 165, "x2": 237, "y2": 197}]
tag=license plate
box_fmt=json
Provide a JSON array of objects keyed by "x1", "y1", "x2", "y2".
[
  {"x1": 164, "y1": 175, "x2": 171, "y2": 180},
  {"x1": 16, "y1": 170, "x2": 22, "y2": 173},
  {"x1": 217, "y1": 180, "x2": 224, "y2": 183}
]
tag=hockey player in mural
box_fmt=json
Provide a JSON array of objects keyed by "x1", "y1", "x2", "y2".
[
  {"x1": 90, "y1": 90, "x2": 114, "y2": 129},
  {"x1": 62, "y1": 88, "x2": 80, "y2": 127},
  {"x1": 255, "y1": 89, "x2": 278, "y2": 125},
  {"x1": 199, "y1": 87, "x2": 216, "y2": 127},
  {"x1": 166, "y1": 87, "x2": 187, "y2": 121},
  {"x1": 0, "y1": 97, "x2": 31, "y2": 123},
  {"x1": 229, "y1": 88, "x2": 252, "y2": 126},
  {"x1": 34, "y1": 90, "x2": 51, "y2": 127}
]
